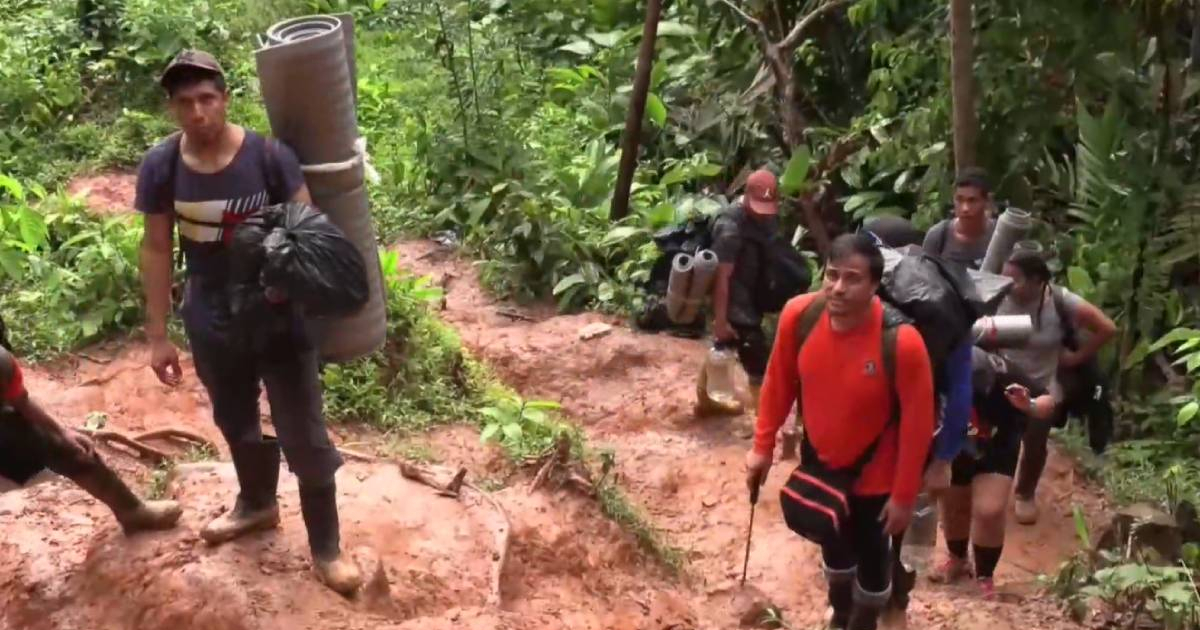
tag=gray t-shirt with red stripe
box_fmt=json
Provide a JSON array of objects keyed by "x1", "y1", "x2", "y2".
[{"x1": 134, "y1": 130, "x2": 305, "y2": 337}]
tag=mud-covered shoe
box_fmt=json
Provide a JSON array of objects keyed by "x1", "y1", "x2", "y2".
[
  {"x1": 314, "y1": 553, "x2": 364, "y2": 596},
  {"x1": 977, "y1": 577, "x2": 997, "y2": 600},
  {"x1": 117, "y1": 500, "x2": 183, "y2": 534},
  {"x1": 1014, "y1": 496, "x2": 1039, "y2": 525},
  {"x1": 927, "y1": 555, "x2": 972, "y2": 584},
  {"x1": 201, "y1": 499, "x2": 281, "y2": 544}
]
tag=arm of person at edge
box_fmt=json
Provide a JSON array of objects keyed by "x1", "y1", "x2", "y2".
[
  {"x1": 924, "y1": 340, "x2": 973, "y2": 492},
  {"x1": 999, "y1": 369, "x2": 1057, "y2": 422},
  {"x1": 1060, "y1": 296, "x2": 1118, "y2": 368},
  {"x1": 709, "y1": 216, "x2": 741, "y2": 343},
  {"x1": 1, "y1": 353, "x2": 94, "y2": 459},
  {"x1": 743, "y1": 295, "x2": 808, "y2": 495},
  {"x1": 140, "y1": 212, "x2": 182, "y2": 387},
  {"x1": 880, "y1": 324, "x2": 936, "y2": 535}
]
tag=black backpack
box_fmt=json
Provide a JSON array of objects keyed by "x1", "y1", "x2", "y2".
[{"x1": 1050, "y1": 287, "x2": 1113, "y2": 453}]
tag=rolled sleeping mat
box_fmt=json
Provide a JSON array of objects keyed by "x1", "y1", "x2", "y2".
[
  {"x1": 980, "y1": 207, "x2": 1033, "y2": 274},
  {"x1": 971, "y1": 314, "x2": 1034, "y2": 348},
  {"x1": 665, "y1": 253, "x2": 695, "y2": 324},
  {"x1": 678, "y1": 249, "x2": 718, "y2": 324},
  {"x1": 306, "y1": 185, "x2": 387, "y2": 361},
  {"x1": 256, "y1": 15, "x2": 359, "y2": 166},
  {"x1": 256, "y1": 14, "x2": 386, "y2": 361}
]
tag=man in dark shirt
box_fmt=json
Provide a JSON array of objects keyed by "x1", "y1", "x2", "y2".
[
  {"x1": 921, "y1": 168, "x2": 997, "y2": 269},
  {"x1": 135, "y1": 50, "x2": 361, "y2": 595},
  {"x1": 698, "y1": 169, "x2": 780, "y2": 419},
  {"x1": 0, "y1": 335, "x2": 181, "y2": 533}
]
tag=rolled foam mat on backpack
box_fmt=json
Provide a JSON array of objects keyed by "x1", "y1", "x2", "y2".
[
  {"x1": 678, "y1": 249, "x2": 717, "y2": 324},
  {"x1": 305, "y1": 186, "x2": 387, "y2": 363},
  {"x1": 666, "y1": 253, "x2": 694, "y2": 324},
  {"x1": 256, "y1": 14, "x2": 386, "y2": 362}
]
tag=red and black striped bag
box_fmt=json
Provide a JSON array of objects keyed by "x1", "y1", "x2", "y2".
[{"x1": 778, "y1": 294, "x2": 901, "y2": 546}]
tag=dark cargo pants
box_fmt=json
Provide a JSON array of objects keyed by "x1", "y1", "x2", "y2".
[{"x1": 185, "y1": 317, "x2": 342, "y2": 488}]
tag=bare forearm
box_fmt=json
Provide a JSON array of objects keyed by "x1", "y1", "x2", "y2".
[
  {"x1": 140, "y1": 245, "x2": 173, "y2": 339},
  {"x1": 713, "y1": 274, "x2": 731, "y2": 326}
]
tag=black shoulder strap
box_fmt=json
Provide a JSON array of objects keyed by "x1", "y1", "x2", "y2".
[
  {"x1": 164, "y1": 132, "x2": 184, "y2": 272},
  {"x1": 931, "y1": 219, "x2": 950, "y2": 256},
  {"x1": 262, "y1": 135, "x2": 286, "y2": 204}
]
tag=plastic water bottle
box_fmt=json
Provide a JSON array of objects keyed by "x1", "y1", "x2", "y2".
[
  {"x1": 900, "y1": 491, "x2": 938, "y2": 573},
  {"x1": 704, "y1": 346, "x2": 741, "y2": 412}
]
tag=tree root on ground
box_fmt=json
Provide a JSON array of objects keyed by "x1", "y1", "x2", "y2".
[
  {"x1": 341, "y1": 451, "x2": 510, "y2": 609},
  {"x1": 81, "y1": 427, "x2": 218, "y2": 466},
  {"x1": 528, "y1": 433, "x2": 597, "y2": 498},
  {"x1": 399, "y1": 461, "x2": 510, "y2": 608}
]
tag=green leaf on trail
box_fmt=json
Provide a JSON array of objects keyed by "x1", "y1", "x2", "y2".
[
  {"x1": 0, "y1": 245, "x2": 24, "y2": 280},
  {"x1": 645, "y1": 93, "x2": 667, "y2": 127},
  {"x1": 779, "y1": 147, "x2": 812, "y2": 196},
  {"x1": 558, "y1": 40, "x2": 595, "y2": 56},
  {"x1": 1177, "y1": 401, "x2": 1199, "y2": 427},
  {"x1": 84, "y1": 411, "x2": 108, "y2": 431},
  {"x1": 1150, "y1": 328, "x2": 1200, "y2": 352},
  {"x1": 0, "y1": 173, "x2": 24, "y2": 201},
  {"x1": 553, "y1": 273, "x2": 586, "y2": 295},
  {"x1": 601, "y1": 225, "x2": 641, "y2": 246},
  {"x1": 502, "y1": 422, "x2": 523, "y2": 441},
  {"x1": 1073, "y1": 505, "x2": 1091, "y2": 549},
  {"x1": 586, "y1": 30, "x2": 623, "y2": 47},
  {"x1": 524, "y1": 400, "x2": 561, "y2": 411},
  {"x1": 655, "y1": 21, "x2": 697, "y2": 37},
  {"x1": 598, "y1": 281, "x2": 614, "y2": 302},
  {"x1": 480, "y1": 423, "x2": 500, "y2": 443}
]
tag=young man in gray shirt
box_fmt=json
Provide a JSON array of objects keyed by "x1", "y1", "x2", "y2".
[
  {"x1": 134, "y1": 50, "x2": 361, "y2": 595},
  {"x1": 922, "y1": 168, "x2": 997, "y2": 270}
]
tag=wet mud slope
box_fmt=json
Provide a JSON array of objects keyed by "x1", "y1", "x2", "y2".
[{"x1": 395, "y1": 239, "x2": 1110, "y2": 630}]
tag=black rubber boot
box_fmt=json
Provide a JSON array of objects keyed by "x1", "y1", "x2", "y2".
[
  {"x1": 887, "y1": 557, "x2": 916, "y2": 611},
  {"x1": 848, "y1": 580, "x2": 890, "y2": 630},
  {"x1": 201, "y1": 437, "x2": 281, "y2": 544},
  {"x1": 829, "y1": 579, "x2": 854, "y2": 629},
  {"x1": 299, "y1": 480, "x2": 362, "y2": 596}
]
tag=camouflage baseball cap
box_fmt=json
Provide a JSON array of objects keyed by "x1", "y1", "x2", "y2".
[{"x1": 159, "y1": 49, "x2": 225, "y2": 87}]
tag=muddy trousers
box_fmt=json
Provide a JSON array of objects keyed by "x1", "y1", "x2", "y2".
[
  {"x1": 0, "y1": 410, "x2": 142, "y2": 514},
  {"x1": 1014, "y1": 416, "x2": 1052, "y2": 499},
  {"x1": 188, "y1": 330, "x2": 344, "y2": 556},
  {"x1": 821, "y1": 495, "x2": 892, "y2": 630}
]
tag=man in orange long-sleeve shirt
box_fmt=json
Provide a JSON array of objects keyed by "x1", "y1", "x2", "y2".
[{"x1": 745, "y1": 233, "x2": 934, "y2": 630}]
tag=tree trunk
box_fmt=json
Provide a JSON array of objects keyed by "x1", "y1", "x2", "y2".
[
  {"x1": 1191, "y1": 0, "x2": 1200, "y2": 71},
  {"x1": 949, "y1": 0, "x2": 977, "y2": 171},
  {"x1": 610, "y1": 0, "x2": 662, "y2": 222}
]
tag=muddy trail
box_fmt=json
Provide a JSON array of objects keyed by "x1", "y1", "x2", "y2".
[{"x1": 0, "y1": 178, "x2": 1106, "y2": 629}]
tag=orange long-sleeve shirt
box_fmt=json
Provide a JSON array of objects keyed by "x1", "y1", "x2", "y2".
[{"x1": 754, "y1": 293, "x2": 934, "y2": 507}]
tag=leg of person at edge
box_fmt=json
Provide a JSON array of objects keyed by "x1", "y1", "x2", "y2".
[
  {"x1": 135, "y1": 49, "x2": 363, "y2": 595},
  {"x1": 928, "y1": 346, "x2": 1057, "y2": 598},
  {"x1": 698, "y1": 168, "x2": 779, "y2": 434},
  {"x1": 745, "y1": 234, "x2": 935, "y2": 630},
  {"x1": 996, "y1": 251, "x2": 1115, "y2": 526},
  {"x1": 0, "y1": 341, "x2": 182, "y2": 533}
]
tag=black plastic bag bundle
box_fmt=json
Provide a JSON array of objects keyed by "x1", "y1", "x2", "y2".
[
  {"x1": 236, "y1": 202, "x2": 370, "y2": 318},
  {"x1": 878, "y1": 247, "x2": 996, "y2": 368}
]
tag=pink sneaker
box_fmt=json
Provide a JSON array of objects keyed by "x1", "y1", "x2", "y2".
[
  {"x1": 977, "y1": 577, "x2": 997, "y2": 600},
  {"x1": 928, "y1": 555, "x2": 972, "y2": 584}
]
